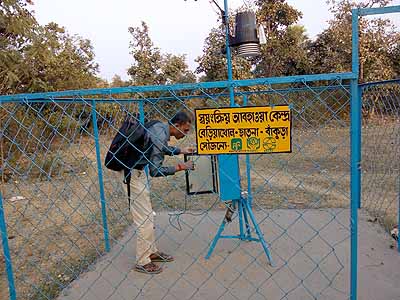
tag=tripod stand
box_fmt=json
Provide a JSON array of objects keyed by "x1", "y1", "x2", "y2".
[{"x1": 205, "y1": 193, "x2": 274, "y2": 266}]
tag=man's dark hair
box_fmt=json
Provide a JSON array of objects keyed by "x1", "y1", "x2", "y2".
[{"x1": 171, "y1": 111, "x2": 192, "y2": 125}]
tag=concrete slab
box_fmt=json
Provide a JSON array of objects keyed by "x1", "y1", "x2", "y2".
[{"x1": 57, "y1": 209, "x2": 400, "y2": 300}]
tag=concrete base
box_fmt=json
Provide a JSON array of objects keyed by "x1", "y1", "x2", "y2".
[{"x1": 57, "y1": 209, "x2": 400, "y2": 300}]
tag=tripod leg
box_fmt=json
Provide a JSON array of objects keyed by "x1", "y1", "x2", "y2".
[
  {"x1": 238, "y1": 199, "x2": 245, "y2": 240},
  {"x1": 242, "y1": 205, "x2": 252, "y2": 238},
  {"x1": 244, "y1": 200, "x2": 274, "y2": 266},
  {"x1": 205, "y1": 219, "x2": 227, "y2": 259}
]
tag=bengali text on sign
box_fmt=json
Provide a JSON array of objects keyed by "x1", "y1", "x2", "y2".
[{"x1": 195, "y1": 105, "x2": 292, "y2": 155}]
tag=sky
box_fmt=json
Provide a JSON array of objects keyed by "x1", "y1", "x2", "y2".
[{"x1": 32, "y1": 0, "x2": 400, "y2": 82}]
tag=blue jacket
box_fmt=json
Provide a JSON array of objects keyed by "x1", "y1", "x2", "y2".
[{"x1": 135, "y1": 122, "x2": 181, "y2": 177}]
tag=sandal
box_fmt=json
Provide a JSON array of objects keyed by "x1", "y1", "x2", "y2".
[
  {"x1": 134, "y1": 262, "x2": 162, "y2": 274},
  {"x1": 149, "y1": 251, "x2": 174, "y2": 262}
]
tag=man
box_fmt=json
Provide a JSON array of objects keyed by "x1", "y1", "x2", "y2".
[{"x1": 127, "y1": 111, "x2": 194, "y2": 274}]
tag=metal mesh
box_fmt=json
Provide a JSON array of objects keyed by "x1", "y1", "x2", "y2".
[
  {"x1": 0, "y1": 77, "x2": 355, "y2": 300},
  {"x1": 361, "y1": 80, "x2": 400, "y2": 237}
]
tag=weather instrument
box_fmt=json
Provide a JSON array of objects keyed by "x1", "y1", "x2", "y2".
[
  {"x1": 185, "y1": 0, "x2": 286, "y2": 267},
  {"x1": 185, "y1": 0, "x2": 267, "y2": 57}
]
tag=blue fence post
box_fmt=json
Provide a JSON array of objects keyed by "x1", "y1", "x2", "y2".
[
  {"x1": 243, "y1": 95, "x2": 253, "y2": 207},
  {"x1": 223, "y1": 0, "x2": 235, "y2": 106},
  {"x1": 350, "y1": 8, "x2": 361, "y2": 300},
  {"x1": 138, "y1": 102, "x2": 151, "y2": 183},
  {"x1": 91, "y1": 100, "x2": 111, "y2": 252},
  {"x1": 357, "y1": 84, "x2": 363, "y2": 210},
  {"x1": 243, "y1": 95, "x2": 253, "y2": 239},
  {"x1": 0, "y1": 192, "x2": 17, "y2": 300},
  {"x1": 138, "y1": 102, "x2": 145, "y2": 124}
]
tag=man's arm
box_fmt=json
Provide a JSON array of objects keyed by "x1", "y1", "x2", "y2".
[
  {"x1": 146, "y1": 124, "x2": 179, "y2": 177},
  {"x1": 146, "y1": 123, "x2": 194, "y2": 177},
  {"x1": 150, "y1": 123, "x2": 181, "y2": 156}
]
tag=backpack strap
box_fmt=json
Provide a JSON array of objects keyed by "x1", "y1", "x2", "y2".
[{"x1": 123, "y1": 168, "x2": 132, "y2": 210}]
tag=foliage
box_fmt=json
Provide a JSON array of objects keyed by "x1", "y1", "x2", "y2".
[
  {"x1": 195, "y1": 24, "x2": 253, "y2": 82},
  {"x1": 127, "y1": 21, "x2": 196, "y2": 119},
  {"x1": 127, "y1": 21, "x2": 195, "y2": 86},
  {"x1": 110, "y1": 75, "x2": 129, "y2": 87},
  {"x1": 308, "y1": 0, "x2": 400, "y2": 82},
  {"x1": 18, "y1": 22, "x2": 99, "y2": 92},
  {"x1": 195, "y1": 0, "x2": 398, "y2": 83},
  {"x1": 253, "y1": 0, "x2": 310, "y2": 77},
  {"x1": 0, "y1": 0, "x2": 100, "y2": 95},
  {"x1": 0, "y1": 0, "x2": 36, "y2": 94},
  {"x1": 195, "y1": 0, "x2": 310, "y2": 81},
  {"x1": 1, "y1": 1, "x2": 102, "y2": 162}
]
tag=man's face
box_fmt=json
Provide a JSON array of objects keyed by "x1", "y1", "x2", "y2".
[{"x1": 174, "y1": 122, "x2": 191, "y2": 139}]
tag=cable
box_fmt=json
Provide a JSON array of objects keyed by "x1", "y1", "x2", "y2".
[{"x1": 168, "y1": 194, "x2": 236, "y2": 231}]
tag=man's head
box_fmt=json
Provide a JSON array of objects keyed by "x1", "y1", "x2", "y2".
[{"x1": 169, "y1": 111, "x2": 192, "y2": 140}]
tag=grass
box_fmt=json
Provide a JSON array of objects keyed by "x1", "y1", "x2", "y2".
[
  {"x1": 30, "y1": 249, "x2": 99, "y2": 300},
  {"x1": 361, "y1": 120, "x2": 399, "y2": 231},
  {"x1": 0, "y1": 121, "x2": 398, "y2": 300}
]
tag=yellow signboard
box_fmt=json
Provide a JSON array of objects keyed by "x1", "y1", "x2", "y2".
[{"x1": 195, "y1": 105, "x2": 291, "y2": 155}]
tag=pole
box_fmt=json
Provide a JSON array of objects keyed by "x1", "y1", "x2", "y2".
[
  {"x1": 223, "y1": 0, "x2": 235, "y2": 106},
  {"x1": 0, "y1": 192, "x2": 17, "y2": 300},
  {"x1": 350, "y1": 8, "x2": 360, "y2": 300},
  {"x1": 91, "y1": 101, "x2": 111, "y2": 252}
]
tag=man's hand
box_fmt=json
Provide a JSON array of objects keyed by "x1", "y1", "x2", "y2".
[
  {"x1": 180, "y1": 146, "x2": 196, "y2": 155},
  {"x1": 175, "y1": 161, "x2": 195, "y2": 172}
]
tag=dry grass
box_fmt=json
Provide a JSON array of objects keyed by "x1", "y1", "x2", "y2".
[
  {"x1": 361, "y1": 120, "x2": 400, "y2": 231},
  {"x1": 1, "y1": 137, "x2": 132, "y2": 300},
  {"x1": 0, "y1": 122, "x2": 398, "y2": 300}
]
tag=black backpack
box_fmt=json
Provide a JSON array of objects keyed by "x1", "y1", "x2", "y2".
[{"x1": 105, "y1": 116, "x2": 160, "y2": 208}]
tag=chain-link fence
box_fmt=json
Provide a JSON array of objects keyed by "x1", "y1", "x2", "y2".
[
  {"x1": 1, "y1": 74, "x2": 360, "y2": 300},
  {"x1": 2, "y1": 5, "x2": 399, "y2": 300},
  {"x1": 361, "y1": 79, "x2": 400, "y2": 250}
]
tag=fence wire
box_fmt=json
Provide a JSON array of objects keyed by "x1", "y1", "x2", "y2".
[
  {"x1": 361, "y1": 80, "x2": 400, "y2": 240},
  {"x1": 1, "y1": 78, "x2": 352, "y2": 300}
]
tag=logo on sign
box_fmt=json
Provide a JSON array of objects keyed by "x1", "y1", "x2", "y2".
[
  {"x1": 231, "y1": 138, "x2": 242, "y2": 151},
  {"x1": 247, "y1": 137, "x2": 260, "y2": 150},
  {"x1": 263, "y1": 136, "x2": 277, "y2": 152}
]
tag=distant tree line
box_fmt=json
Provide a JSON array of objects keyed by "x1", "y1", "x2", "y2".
[
  {"x1": 1, "y1": 0, "x2": 399, "y2": 181},
  {"x1": 196, "y1": 0, "x2": 399, "y2": 83},
  {"x1": 1, "y1": 0, "x2": 398, "y2": 95}
]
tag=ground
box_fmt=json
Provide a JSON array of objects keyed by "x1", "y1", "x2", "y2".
[
  {"x1": 1, "y1": 124, "x2": 398, "y2": 300},
  {"x1": 54, "y1": 210, "x2": 400, "y2": 300}
]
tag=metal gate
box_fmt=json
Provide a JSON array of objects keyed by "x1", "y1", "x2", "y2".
[{"x1": 1, "y1": 5, "x2": 399, "y2": 300}]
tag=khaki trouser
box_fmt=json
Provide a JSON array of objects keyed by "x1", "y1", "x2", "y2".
[{"x1": 123, "y1": 169, "x2": 158, "y2": 265}]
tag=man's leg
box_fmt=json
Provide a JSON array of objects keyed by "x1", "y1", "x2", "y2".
[{"x1": 128, "y1": 170, "x2": 158, "y2": 266}]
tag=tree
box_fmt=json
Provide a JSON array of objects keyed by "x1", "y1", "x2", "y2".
[
  {"x1": 253, "y1": 0, "x2": 310, "y2": 77},
  {"x1": 254, "y1": 24, "x2": 311, "y2": 77},
  {"x1": 19, "y1": 22, "x2": 99, "y2": 92},
  {"x1": 127, "y1": 21, "x2": 162, "y2": 86},
  {"x1": 195, "y1": 24, "x2": 253, "y2": 82},
  {"x1": 0, "y1": 0, "x2": 36, "y2": 94},
  {"x1": 127, "y1": 21, "x2": 196, "y2": 119},
  {"x1": 110, "y1": 75, "x2": 129, "y2": 87},
  {"x1": 308, "y1": 0, "x2": 400, "y2": 82},
  {"x1": 390, "y1": 42, "x2": 400, "y2": 76},
  {"x1": 127, "y1": 21, "x2": 195, "y2": 86},
  {"x1": 195, "y1": 0, "x2": 310, "y2": 81},
  {"x1": 160, "y1": 53, "x2": 196, "y2": 84},
  {"x1": 1, "y1": 2, "x2": 102, "y2": 170},
  {"x1": 1, "y1": 1, "x2": 100, "y2": 94}
]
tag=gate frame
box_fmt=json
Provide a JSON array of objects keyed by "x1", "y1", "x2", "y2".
[
  {"x1": 350, "y1": 6, "x2": 400, "y2": 300},
  {"x1": 359, "y1": 78, "x2": 400, "y2": 255},
  {"x1": 0, "y1": 4, "x2": 399, "y2": 300}
]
